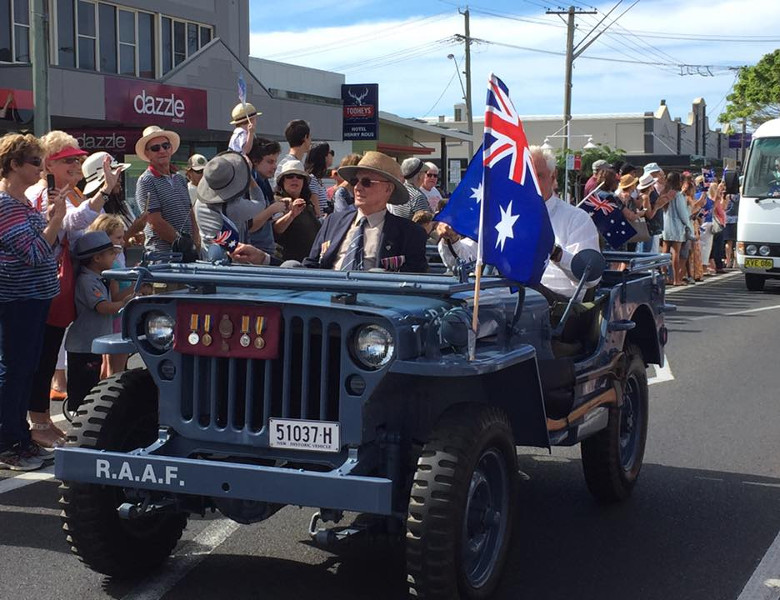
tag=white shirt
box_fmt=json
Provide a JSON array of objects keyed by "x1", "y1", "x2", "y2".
[
  {"x1": 421, "y1": 185, "x2": 443, "y2": 212},
  {"x1": 541, "y1": 195, "x2": 601, "y2": 300},
  {"x1": 438, "y1": 237, "x2": 477, "y2": 272}
]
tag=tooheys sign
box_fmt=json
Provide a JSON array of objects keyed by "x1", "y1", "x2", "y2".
[
  {"x1": 104, "y1": 77, "x2": 207, "y2": 129},
  {"x1": 342, "y1": 83, "x2": 378, "y2": 141}
]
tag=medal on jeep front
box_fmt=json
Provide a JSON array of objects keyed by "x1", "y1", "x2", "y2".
[
  {"x1": 188, "y1": 314, "x2": 199, "y2": 345},
  {"x1": 202, "y1": 314, "x2": 212, "y2": 346},
  {"x1": 240, "y1": 315, "x2": 251, "y2": 347},
  {"x1": 254, "y1": 316, "x2": 265, "y2": 349}
]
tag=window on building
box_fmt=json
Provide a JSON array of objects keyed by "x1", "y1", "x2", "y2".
[
  {"x1": 77, "y1": 0, "x2": 96, "y2": 70},
  {"x1": 137, "y1": 11, "x2": 154, "y2": 78},
  {"x1": 160, "y1": 17, "x2": 213, "y2": 75},
  {"x1": 173, "y1": 20, "x2": 185, "y2": 67},
  {"x1": 199, "y1": 25, "x2": 211, "y2": 48},
  {"x1": 56, "y1": 0, "x2": 76, "y2": 67},
  {"x1": 118, "y1": 9, "x2": 135, "y2": 76},
  {"x1": 0, "y1": 1, "x2": 10, "y2": 63},
  {"x1": 98, "y1": 2, "x2": 116, "y2": 73},
  {"x1": 161, "y1": 16, "x2": 172, "y2": 74},
  {"x1": 7, "y1": 0, "x2": 31, "y2": 63}
]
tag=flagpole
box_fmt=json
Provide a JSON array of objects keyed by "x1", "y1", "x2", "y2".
[
  {"x1": 471, "y1": 148, "x2": 486, "y2": 358},
  {"x1": 575, "y1": 182, "x2": 604, "y2": 208}
]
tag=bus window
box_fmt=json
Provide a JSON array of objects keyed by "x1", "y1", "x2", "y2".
[{"x1": 744, "y1": 137, "x2": 780, "y2": 197}]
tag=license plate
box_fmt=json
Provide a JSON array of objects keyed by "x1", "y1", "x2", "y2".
[
  {"x1": 269, "y1": 418, "x2": 340, "y2": 453},
  {"x1": 745, "y1": 258, "x2": 773, "y2": 269}
]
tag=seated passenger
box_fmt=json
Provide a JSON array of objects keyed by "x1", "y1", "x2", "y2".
[
  {"x1": 231, "y1": 152, "x2": 428, "y2": 273},
  {"x1": 530, "y1": 146, "x2": 601, "y2": 301},
  {"x1": 436, "y1": 222, "x2": 477, "y2": 273}
]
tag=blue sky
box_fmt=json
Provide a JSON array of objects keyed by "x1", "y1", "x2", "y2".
[{"x1": 249, "y1": 1, "x2": 779, "y2": 126}]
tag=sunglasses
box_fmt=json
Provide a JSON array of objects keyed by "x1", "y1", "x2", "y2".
[
  {"x1": 57, "y1": 157, "x2": 83, "y2": 165},
  {"x1": 425, "y1": 172, "x2": 439, "y2": 178},
  {"x1": 283, "y1": 174, "x2": 306, "y2": 181},
  {"x1": 148, "y1": 142, "x2": 172, "y2": 153},
  {"x1": 349, "y1": 177, "x2": 389, "y2": 188},
  {"x1": 25, "y1": 156, "x2": 43, "y2": 167}
]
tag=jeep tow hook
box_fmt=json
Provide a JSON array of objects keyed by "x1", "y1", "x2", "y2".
[{"x1": 118, "y1": 498, "x2": 178, "y2": 520}]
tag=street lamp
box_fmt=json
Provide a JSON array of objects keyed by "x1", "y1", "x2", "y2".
[
  {"x1": 447, "y1": 53, "x2": 474, "y2": 159},
  {"x1": 583, "y1": 137, "x2": 597, "y2": 150}
]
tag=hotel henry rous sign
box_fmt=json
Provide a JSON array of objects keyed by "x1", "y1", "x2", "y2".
[{"x1": 105, "y1": 77, "x2": 208, "y2": 129}]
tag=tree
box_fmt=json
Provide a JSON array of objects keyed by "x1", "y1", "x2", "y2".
[
  {"x1": 720, "y1": 49, "x2": 780, "y2": 128},
  {"x1": 554, "y1": 144, "x2": 625, "y2": 201}
]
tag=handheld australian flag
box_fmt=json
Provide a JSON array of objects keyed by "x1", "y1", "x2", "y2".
[
  {"x1": 436, "y1": 146, "x2": 483, "y2": 241},
  {"x1": 581, "y1": 192, "x2": 636, "y2": 249},
  {"x1": 213, "y1": 214, "x2": 240, "y2": 251},
  {"x1": 237, "y1": 73, "x2": 247, "y2": 105}
]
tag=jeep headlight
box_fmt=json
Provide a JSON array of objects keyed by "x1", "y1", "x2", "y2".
[
  {"x1": 352, "y1": 324, "x2": 394, "y2": 370},
  {"x1": 145, "y1": 312, "x2": 175, "y2": 351}
]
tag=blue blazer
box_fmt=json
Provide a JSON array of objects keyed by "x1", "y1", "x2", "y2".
[{"x1": 303, "y1": 209, "x2": 428, "y2": 273}]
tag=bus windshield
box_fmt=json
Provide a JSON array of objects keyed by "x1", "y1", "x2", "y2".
[{"x1": 744, "y1": 137, "x2": 780, "y2": 198}]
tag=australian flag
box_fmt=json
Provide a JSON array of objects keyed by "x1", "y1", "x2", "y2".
[
  {"x1": 437, "y1": 74, "x2": 554, "y2": 285},
  {"x1": 213, "y1": 214, "x2": 240, "y2": 251},
  {"x1": 581, "y1": 193, "x2": 636, "y2": 249}
]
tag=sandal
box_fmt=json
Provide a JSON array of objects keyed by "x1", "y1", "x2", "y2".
[
  {"x1": 29, "y1": 423, "x2": 65, "y2": 449},
  {"x1": 50, "y1": 388, "x2": 67, "y2": 401}
]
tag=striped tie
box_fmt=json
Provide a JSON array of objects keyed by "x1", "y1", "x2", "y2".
[{"x1": 340, "y1": 216, "x2": 368, "y2": 271}]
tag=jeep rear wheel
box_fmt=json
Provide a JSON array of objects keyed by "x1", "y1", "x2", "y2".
[
  {"x1": 59, "y1": 369, "x2": 188, "y2": 578},
  {"x1": 406, "y1": 404, "x2": 518, "y2": 600},
  {"x1": 580, "y1": 346, "x2": 648, "y2": 503}
]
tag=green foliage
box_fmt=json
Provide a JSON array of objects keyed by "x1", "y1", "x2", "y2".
[
  {"x1": 721, "y1": 49, "x2": 780, "y2": 127},
  {"x1": 554, "y1": 144, "x2": 626, "y2": 196}
]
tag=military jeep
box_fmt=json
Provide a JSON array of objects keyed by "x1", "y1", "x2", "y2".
[{"x1": 56, "y1": 250, "x2": 671, "y2": 600}]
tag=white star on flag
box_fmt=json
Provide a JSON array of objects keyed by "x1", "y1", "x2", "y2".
[
  {"x1": 494, "y1": 200, "x2": 519, "y2": 251},
  {"x1": 470, "y1": 182, "x2": 483, "y2": 204}
]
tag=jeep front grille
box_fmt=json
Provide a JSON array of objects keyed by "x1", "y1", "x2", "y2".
[{"x1": 179, "y1": 317, "x2": 342, "y2": 438}]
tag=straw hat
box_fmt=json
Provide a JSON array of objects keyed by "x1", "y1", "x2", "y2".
[
  {"x1": 81, "y1": 151, "x2": 130, "y2": 195},
  {"x1": 636, "y1": 173, "x2": 656, "y2": 191},
  {"x1": 196, "y1": 151, "x2": 251, "y2": 205},
  {"x1": 230, "y1": 102, "x2": 261, "y2": 125},
  {"x1": 618, "y1": 173, "x2": 639, "y2": 190},
  {"x1": 134, "y1": 125, "x2": 181, "y2": 162},
  {"x1": 337, "y1": 151, "x2": 409, "y2": 205},
  {"x1": 275, "y1": 159, "x2": 308, "y2": 186}
]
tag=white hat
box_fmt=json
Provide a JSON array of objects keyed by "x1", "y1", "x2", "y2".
[
  {"x1": 135, "y1": 125, "x2": 181, "y2": 162},
  {"x1": 275, "y1": 159, "x2": 308, "y2": 186},
  {"x1": 187, "y1": 154, "x2": 207, "y2": 172},
  {"x1": 636, "y1": 173, "x2": 657, "y2": 191},
  {"x1": 81, "y1": 151, "x2": 130, "y2": 196},
  {"x1": 643, "y1": 162, "x2": 662, "y2": 175}
]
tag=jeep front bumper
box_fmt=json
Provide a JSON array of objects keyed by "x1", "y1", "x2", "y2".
[{"x1": 55, "y1": 447, "x2": 393, "y2": 515}]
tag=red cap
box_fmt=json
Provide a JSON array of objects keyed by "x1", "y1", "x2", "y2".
[{"x1": 48, "y1": 146, "x2": 88, "y2": 161}]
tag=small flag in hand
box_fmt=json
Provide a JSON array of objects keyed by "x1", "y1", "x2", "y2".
[
  {"x1": 238, "y1": 73, "x2": 247, "y2": 105},
  {"x1": 581, "y1": 193, "x2": 636, "y2": 249},
  {"x1": 213, "y1": 215, "x2": 240, "y2": 250}
]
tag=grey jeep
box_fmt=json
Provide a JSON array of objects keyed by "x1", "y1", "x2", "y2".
[{"x1": 56, "y1": 250, "x2": 671, "y2": 599}]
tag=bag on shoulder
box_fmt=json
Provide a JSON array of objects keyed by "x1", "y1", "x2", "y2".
[
  {"x1": 711, "y1": 215, "x2": 724, "y2": 234},
  {"x1": 628, "y1": 219, "x2": 651, "y2": 244},
  {"x1": 172, "y1": 231, "x2": 200, "y2": 263}
]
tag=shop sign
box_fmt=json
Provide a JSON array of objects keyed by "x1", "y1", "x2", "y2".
[
  {"x1": 342, "y1": 83, "x2": 378, "y2": 141},
  {"x1": 67, "y1": 129, "x2": 142, "y2": 155},
  {"x1": 105, "y1": 77, "x2": 207, "y2": 129},
  {"x1": 728, "y1": 133, "x2": 752, "y2": 149}
]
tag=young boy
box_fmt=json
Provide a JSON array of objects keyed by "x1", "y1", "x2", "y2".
[
  {"x1": 64, "y1": 231, "x2": 132, "y2": 411},
  {"x1": 228, "y1": 102, "x2": 259, "y2": 156}
]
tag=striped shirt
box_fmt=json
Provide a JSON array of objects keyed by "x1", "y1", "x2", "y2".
[
  {"x1": 388, "y1": 183, "x2": 431, "y2": 220},
  {"x1": 0, "y1": 192, "x2": 59, "y2": 301},
  {"x1": 309, "y1": 175, "x2": 330, "y2": 215},
  {"x1": 138, "y1": 167, "x2": 193, "y2": 252}
]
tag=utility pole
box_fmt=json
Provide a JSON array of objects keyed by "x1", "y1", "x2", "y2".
[
  {"x1": 459, "y1": 6, "x2": 474, "y2": 160},
  {"x1": 547, "y1": 2, "x2": 633, "y2": 202},
  {"x1": 30, "y1": 0, "x2": 50, "y2": 136},
  {"x1": 740, "y1": 117, "x2": 747, "y2": 166}
]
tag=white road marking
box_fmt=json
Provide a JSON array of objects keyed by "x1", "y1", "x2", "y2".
[
  {"x1": 736, "y1": 528, "x2": 780, "y2": 600},
  {"x1": 647, "y1": 354, "x2": 675, "y2": 386},
  {"x1": 665, "y1": 270, "x2": 740, "y2": 294},
  {"x1": 691, "y1": 304, "x2": 780, "y2": 322},
  {"x1": 121, "y1": 518, "x2": 241, "y2": 600},
  {"x1": 0, "y1": 466, "x2": 55, "y2": 495}
]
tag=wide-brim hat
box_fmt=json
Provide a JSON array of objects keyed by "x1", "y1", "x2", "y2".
[
  {"x1": 643, "y1": 162, "x2": 662, "y2": 175},
  {"x1": 636, "y1": 173, "x2": 656, "y2": 191},
  {"x1": 338, "y1": 151, "x2": 409, "y2": 205},
  {"x1": 196, "y1": 151, "x2": 251, "y2": 205},
  {"x1": 73, "y1": 231, "x2": 122, "y2": 260},
  {"x1": 135, "y1": 125, "x2": 181, "y2": 162},
  {"x1": 275, "y1": 159, "x2": 308, "y2": 186},
  {"x1": 82, "y1": 151, "x2": 131, "y2": 196},
  {"x1": 618, "y1": 174, "x2": 639, "y2": 190},
  {"x1": 230, "y1": 102, "x2": 261, "y2": 125}
]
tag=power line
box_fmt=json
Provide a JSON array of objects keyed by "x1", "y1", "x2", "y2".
[
  {"x1": 333, "y1": 38, "x2": 456, "y2": 72},
  {"x1": 420, "y1": 64, "x2": 461, "y2": 118}
]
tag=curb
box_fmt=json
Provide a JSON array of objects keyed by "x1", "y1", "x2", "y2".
[{"x1": 665, "y1": 270, "x2": 741, "y2": 294}]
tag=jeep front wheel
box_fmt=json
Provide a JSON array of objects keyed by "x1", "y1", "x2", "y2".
[
  {"x1": 59, "y1": 369, "x2": 188, "y2": 578},
  {"x1": 580, "y1": 346, "x2": 648, "y2": 503},
  {"x1": 406, "y1": 404, "x2": 518, "y2": 600}
]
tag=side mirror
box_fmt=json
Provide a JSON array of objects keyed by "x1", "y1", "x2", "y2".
[
  {"x1": 723, "y1": 171, "x2": 740, "y2": 195},
  {"x1": 571, "y1": 248, "x2": 606, "y2": 283}
]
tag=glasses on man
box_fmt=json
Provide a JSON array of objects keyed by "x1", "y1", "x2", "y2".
[
  {"x1": 283, "y1": 174, "x2": 306, "y2": 181},
  {"x1": 148, "y1": 142, "x2": 172, "y2": 153},
  {"x1": 348, "y1": 177, "x2": 389, "y2": 188},
  {"x1": 425, "y1": 172, "x2": 439, "y2": 179},
  {"x1": 25, "y1": 156, "x2": 43, "y2": 167}
]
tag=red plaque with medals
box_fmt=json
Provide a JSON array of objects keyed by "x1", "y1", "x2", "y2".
[{"x1": 174, "y1": 303, "x2": 281, "y2": 359}]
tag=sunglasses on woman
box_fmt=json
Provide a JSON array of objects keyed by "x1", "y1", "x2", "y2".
[
  {"x1": 147, "y1": 142, "x2": 172, "y2": 153},
  {"x1": 284, "y1": 174, "x2": 306, "y2": 181},
  {"x1": 57, "y1": 157, "x2": 83, "y2": 165},
  {"x1": 25, "y1": 156, "x2": 43, "y2": 167},
  {"x1": 348, "y1": 177, "x2": 389, "y2": 188},
  {"x1": 425, "y1": 172, "x2": 439, "y2": 179}
]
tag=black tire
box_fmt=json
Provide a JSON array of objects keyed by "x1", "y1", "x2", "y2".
[
  {"x1": 406, "y1": 404, "x2": 518, "y2": 600},
  {"x1": 59, "y1": 368, "x2": 188, "y2": 578},
  {"x1": 745, "y1": 273, "x2": 766, "y2": 292},
  {"x1": 581, "y1": 345, "x2": 648, "y2": 503}
]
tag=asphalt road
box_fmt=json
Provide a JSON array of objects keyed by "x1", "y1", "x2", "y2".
[{"x1": 2, "y1": 271, "x2": 779, "y2": 600}]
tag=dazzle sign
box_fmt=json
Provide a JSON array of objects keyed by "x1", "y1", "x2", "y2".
[
  {"x1": 341, "y1": 83, "x2": 378, "y2": 141},
  {"x1": 105, "y1": 77, "x2": 207, "y2": 129}
]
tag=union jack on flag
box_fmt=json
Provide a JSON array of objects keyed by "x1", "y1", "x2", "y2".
[
  {"x1": 583, "y1": 194, "x2": 615, "y2": 216},
  {"x1": 212, "y1": 214, "x2": 240, "y2": 250}
]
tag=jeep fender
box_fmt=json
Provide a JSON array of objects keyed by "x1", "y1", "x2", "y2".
[
  {"x1": 92, "y1": 333, "x2": 138, "y2": 355},
  {"x1": 627, "y1": 304, "x2": 662, "y2": 366}
]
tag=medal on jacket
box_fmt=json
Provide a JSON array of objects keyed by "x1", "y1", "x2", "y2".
[
  {"x1": 202, "y1": 314, "x2": 212, "y2": 346},
  {"x1": 219, "y1": 314, "x2": 233, "y2": 352},
  {"x1": 254, "y1": 316, "x2": 265, "y2": 349},
  {"x1": 240, "y1": 315, "x2": 251, "y2": 347},
  {"x1": 188, "y1": 314, "x2": 199, "y2": 345}
]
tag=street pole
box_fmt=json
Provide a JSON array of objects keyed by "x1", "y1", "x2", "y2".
[
  {"x1": 740, "y1": 117, "x2": 747, "y2": 167},
  {"x1": 460, "y1": 7, "x2": 474, "y2": 160},
  {"x1": 562, "y1": 6, "x2": 575, "y2": 203},
  {"x1": 30, "y1": 0, "x2": 50, "y2": 136}
]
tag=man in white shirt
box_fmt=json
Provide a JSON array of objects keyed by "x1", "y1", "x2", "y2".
[{"x1": 530, "y1": 146, "x2": 601, "y2": 300}]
